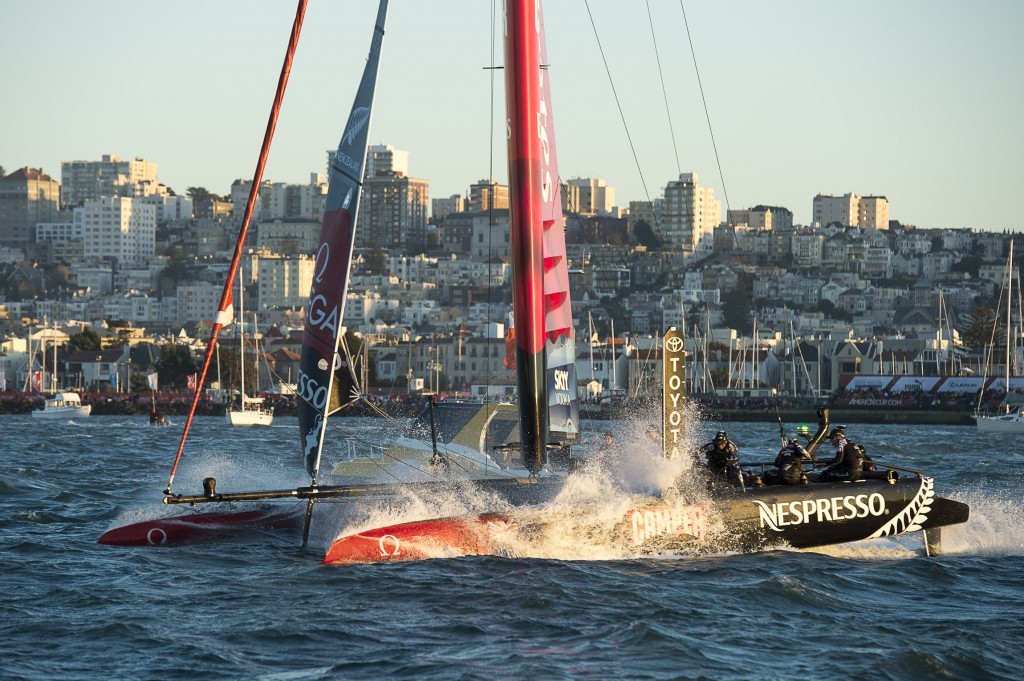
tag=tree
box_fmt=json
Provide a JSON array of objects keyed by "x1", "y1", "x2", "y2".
[
  {"x1": 0, "y1": 164, "x2": 6, "y2": 177},
  {"x1": 633, "y1": 219, "x2": 663, "y2": 249},
  {"x1": 186, "y1": 186, "x2": 213, "y2": 204},
  {"x1": 157, "y1": 247, "x2": 188, "y2": 294},
  {"x1": 721, "y1": 273, "x2": 753, "y2": 335},
  {"x1": 70, "y1": 327, "x2": 102, "y2": 351},
  {"x1": 154, "y1": 344, "x2": 197, "y2": 390},
  {"x1": 963, "y1": 305, "x2": 999, "y2": 352},
  {"x1": 44, "y1": 263, "x2": 70, "y2": 293},
  {"x1": 366, "y1": 245, "x2": 387, "y2": 275}
]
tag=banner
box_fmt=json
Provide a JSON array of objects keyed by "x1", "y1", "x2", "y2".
[
  {"x1": 147, "y1": 372, "x2": 159, "y2": 391},
  {"x1": 109, "y1": 373, "x2": 118, "y2": 388},
  {"x1": 187, "y1": 373, "x2": 197, "y2": 391},
  {"x1": 0, "y1": 370, "x2": 5, "y2": 391},
  {"x1": 32, "y1": 371, "x2": 41, "y2": 391}
]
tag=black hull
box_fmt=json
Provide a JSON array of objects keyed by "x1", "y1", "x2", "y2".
[{"x1": 632, "y1": 476, "x2": 970, "y2": 553}]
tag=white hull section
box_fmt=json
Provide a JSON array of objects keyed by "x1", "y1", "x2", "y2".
[
  {"x1": 975, "y1": 413, "x2": 1024, "y2": 433},
  {"x1": 226, "y1": 408, "x2": 274, "y2": 427}
]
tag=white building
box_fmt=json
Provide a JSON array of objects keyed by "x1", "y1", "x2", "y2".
[
  {"x1": 256, "y1": 254, "x2": 315, "y2": 309},
  {"x1": 365, "y1": 144, "x2": 409, "y2": 178},
  {"x1": 660, "y1": 172, "x2": 721, "y2": 253},
  {"x1": 60, "y1": 154, "x2": 160, "y2": 207},
  {"x1": 76, "y1": 197, "x2": 156, "y2": 267},
  {"x1": 566, "y1": 177, "x2": 616, "y2": 215},
  {"x1": 176, "y1": 282, "x2": 222, "y2": 323}
]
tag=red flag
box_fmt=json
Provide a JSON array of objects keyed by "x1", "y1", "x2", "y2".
[
  {"x1": 187, "y1": 373, "x2": 197, "y2": 391},
  {"x1": 32, "y1": 371, "x2": 42, "y2": 391}
]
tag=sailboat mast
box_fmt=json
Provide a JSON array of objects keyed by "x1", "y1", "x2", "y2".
[
  {"x1": 504, "y1": 0, "x2": 549, "y2": 473},
  {"x1": 298, "y1": 0, "x2": 389, "y2": 482},
  {"x1": 1008, "y1": 240, "x2": 1014, "y2": 391},
  {"x1": 238, "y1": 266, "x2": 245, "y2": 410},
  {"x1": 166, "y1": 0, "x2": 309, "y2": 493}
]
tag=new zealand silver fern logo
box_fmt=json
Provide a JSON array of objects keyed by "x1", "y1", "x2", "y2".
[
  {"x1": 867, "y1": 477, "x2": 934, "y2": 539},
  {"x1": 340, "y1": 107, "x2": 370, "y2": 150}
]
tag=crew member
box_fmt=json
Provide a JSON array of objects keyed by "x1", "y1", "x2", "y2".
[
  {"x1": 598, "y1": 431, "x2": 618, "y2": 455},
  {"x1": 697, "y1": 430, "x2": 746, "y2": 487},
  {"x1": 818, "y1": 426, "x2": 867, "y2": 482},
  {"x1": 766, "y1": 438, "x2": 814, "y2": 485}
]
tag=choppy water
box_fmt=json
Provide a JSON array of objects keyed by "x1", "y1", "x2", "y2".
[{"x1": 2, "y1": 414, "x2": 1022, "y2": 680}]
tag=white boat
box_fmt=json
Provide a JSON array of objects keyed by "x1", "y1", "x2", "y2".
[
  {"x1": 32, "y1": 323, "x2": 91, "y2": 419},
  {"x1": 32, "y1": 391, "x2": 92, "y2": 419},
  {"x1": 975, "y1": 409, "x2": 1024, "y2": 433},
  {"x1": 975, "y1": 241, "x2": 1024, "y2": 432},
  {"x1": 225, "y1": 263, "x2": 273, "y2": 427},
  {"x1": 226, "y1": 396, "x2": 274, "y2": 427}
]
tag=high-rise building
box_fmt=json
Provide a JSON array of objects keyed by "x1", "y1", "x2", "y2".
[
  {"x1": 357, "y1": 174, "x2": 430, "y2": 250},
  {"x1": 0, "y1": 168, "x2": 61, "y2": 252},
  {"x1": 467, "y1": 180, "x2": 509, "y2": 211},
  {"x1": 232, "y1": 175, "x2": 328, "y2": 223},
  {"x1": 567, "y1": 177, "x2": 616, "y2": 215},
  {"x1": 256, "y1": 254, "x2": 316, "y2": 308},
  {"x1": 727, "y1": 205, "x2": 793, "y2": 231},
  {"x1": 432, "y1": 194, "x2": 464, "y2": 222},
  {"x1": 76, "y1": 197, "x2": 156, "y2": 267},
  {"x1": 60, "y1": 154, "x2": 160, "y2": 207},
  {"x1": 813, "y1": 193, "x2": 889, "y2": 231},
  {"x1": 365, "y1": 145, "x2": 409, "y2": 178},
  {"x1": 660, "y1": 172, "x2": 720, "y2": 253},
  {"x1": 859, "y1": 195, "x2": 889, "y2": 231}
]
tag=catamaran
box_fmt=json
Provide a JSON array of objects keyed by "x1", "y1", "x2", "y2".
[{"x1": 101, "y1": 0, "x2": 968, "y2": 560}]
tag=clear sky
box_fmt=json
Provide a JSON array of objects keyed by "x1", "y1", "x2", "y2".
[{"x1": 3, "y1": 1, "x2": 1022, "y2": 230}]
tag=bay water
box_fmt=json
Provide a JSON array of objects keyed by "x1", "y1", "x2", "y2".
[{"x1": 2, "y1": 414, "x2": 1021, "y2": 680}]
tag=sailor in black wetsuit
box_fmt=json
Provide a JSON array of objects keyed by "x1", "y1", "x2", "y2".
[
  {"x1": 818, "y1": 426, "x2": 866, "y2": 482},
  {"x1": 765, "y1": 438, "x2": 814, "y2": 485},
  {"x1": 698, "y1": 431, "x2": 747, "y2": 488}
]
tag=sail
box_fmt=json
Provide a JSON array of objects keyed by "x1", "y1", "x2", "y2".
[
  {"x1": 504, "y1": 0, "x2": 578, "y2": 473},
  {"x1": 535, "y1": 2, "x2": 578, "y2": 441},
  {"x1": 298, "y1": 0, "x2": 388, "y2": 479}
]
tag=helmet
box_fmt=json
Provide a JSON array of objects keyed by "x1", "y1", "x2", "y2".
[
  {"x1": 714, "y1": 431, "x2": 728, "y2": 443},
  {"x1": 828, "y1": 426, "x2": 847, "y2": 440},
  {"x1": 789, "y1": 438, "x2": 800, "y2": 446}
]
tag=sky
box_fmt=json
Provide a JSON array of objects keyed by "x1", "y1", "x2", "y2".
[{"x1": 3, "y1": 0, "x2": 1022, "y2": 231}]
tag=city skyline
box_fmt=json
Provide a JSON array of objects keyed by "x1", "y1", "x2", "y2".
[{"x1": 3, "y1": 1, "x2": 1022, "y2": 231}]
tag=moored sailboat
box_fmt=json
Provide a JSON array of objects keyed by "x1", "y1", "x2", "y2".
[
  {"x1": 975, "y1": 241, "x2": 1024, "y2": 432},
  {"x1": 226, "y1": 267, "x2": 273, "y2": 427},
  {"x1": 32, "y1": 325, "x2": 91, "y2": 420}
]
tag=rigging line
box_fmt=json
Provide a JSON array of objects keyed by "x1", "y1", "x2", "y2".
[
  {"x1": 582, "y1": 0, "x2": 664, "y2": 240},
  {"x1": 646, "y1": 0, "x2": 682, "y2": 177},
  {"x1": 679, "y1": 1, "x2": 731, "y2": 216}
]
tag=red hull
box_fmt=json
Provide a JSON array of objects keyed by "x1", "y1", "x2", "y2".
[
  {"x1": 98, "y1": 506, "x2": 304, "y2": 546},
  {"x1": 324, "y1": 513, "x2": 516, "y2": 564}
]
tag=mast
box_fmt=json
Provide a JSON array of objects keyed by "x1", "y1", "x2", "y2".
[
  {"x1": 238, "y1": 265, "x2": 245, "y2": 411},
  {"x1": 165, "y1": 0, "x2": 309, "y2": 494},
  {"x1": 504, "y1": 0, "x2": 577, "y2": 473},
  {"x1": 298, "y1": 0, "x2": 389, "y2": 482},
  {"x1": 1007, "y1": 240, "x2": 1013, "y2": 394}
]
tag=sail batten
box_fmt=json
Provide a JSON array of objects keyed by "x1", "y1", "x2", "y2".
[{"x1": 298, "y1": 0, "x2": 389, "y2": 481}]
